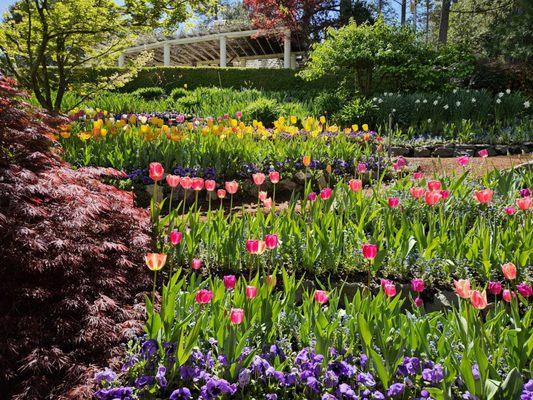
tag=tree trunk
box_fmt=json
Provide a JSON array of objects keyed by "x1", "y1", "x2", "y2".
[
  {"x1": 339, "y1": 0, "x2": 352, "y2": 25},
  {"x1": 377, "y1": 0, "x2": 383, "y2": 14},
  {"x1": 438, "y1": 0, "x2": 451, "y2": 44},
  {"x1": 401, "y1": 0, "x2": 407, "y2": 24},
  {"x1": 425, "y1": 0, "x2": 430, "y2": 42}
]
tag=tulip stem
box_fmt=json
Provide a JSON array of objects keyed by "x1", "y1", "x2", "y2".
[
  {"x1": 230, "y1": 194, "x2": 234, "y2": 215},
  {"x1": 182, "y1": 189, "x2": 188, "y2": 223},
  {"x1": 152, "y1": 270, "x2": 157, "y2": 306},
  {"x1": 168, "y1": 187, "x2": 174, "y2": 217},
  {"x1": 272, "y1": 184, "x2": 276, "y2": 212}
]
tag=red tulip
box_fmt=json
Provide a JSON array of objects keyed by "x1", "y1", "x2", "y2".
[
  {"x1": 384, "y1": 282, "x2": 396, "y2": 297},
  {"x1": 470, "y1": 290, "x2": 487, "y2": 309},
  {"x1": 269, "y1": 171, "x2": 280, "y2": 184},
  {"x1": 169, "y1": 229, "x2": 183, "y2": 246},
  {"x1": 504, "y1": 206, "x2": 516, "y2": 215},
  {"x1": 501, "y1": 262, "x2": 516, "y2": 280},
  {"x1": 180, "y1": 176, "x2": 192, "y2": 190},
  {"x1": 478, "y1": 149, "x2": 488, "y2": 158},
  {"x1": 440, "y1": 190, "x2": 450, "y2": 200},
  {"x1": 474, "y1": 189, "x2": 493, "y2": 204},
  {"x1": 264, "y1": 234, "x2": 278, "y2": 250},
  {"x1": 217, "y1": 189, "x2": 226, "y2": 199},
  {"x1": 145, "y1": 253, "x2": 167, "y2": 271},
  {"x1": 516, "y1": 196, "x2": 531, "y2": 210},
  {"x1": 425, "y1": 190, "x2": 442, "y2": 206},
  {"x1": 488, "y1": 281, "x2": 502, "y2": 295},
  {"x1": 348, "y1": 179, "x2": 363, "y2": 192},
  {"x1": 230, "y1": 308, "x2": 244, "y2": 324},
  {"x1": 456, "y1": 156, "x2": 469, "y2": 167},
  {"x1": 362, "y1": 244, "x2": 378, "y2": 260},
  {"x1": 314, "y1": 290, "x2": 329, "y2": 304},
  {"x1": 357, "y1": 162, "x2": 367, "y2": 173},
  {"x1": 204, "y1": 180, "x2": 216, "y2": 192},
  {"x1": 410, "y1": 187, "x2": 425, "y2": 199},
  {"x1": 246, "y1": 285, "x2": 258, "y2": 299},
  {"x1": 427, "y1": 180, "x2": 441, "y2": 191},
  {"x1": 411, "y1": 278, "x2": 425, "y2": 293},
  {"x1": 195, "y1": 289, "x2": 214, "y2": 304},
  {"x1": 191, "y1": 177, "x2": 204, "y2": 191},
  {"x1": 388, "y1": 197, "x2": 400, "y2": 208},
  {"x1": 166, "y1": 174, "x2": 181, "y2": 188},
  {"x1": 223, "y1": 275, "x2": 236, "y2": 289},
  {"x1": 320, "y1": 187, "x2": 333, "y2": 200},
  {"x1": 252, "y1": 173, "x2": 266, "y2": 186},
  {"x1": 149, "y1": 162, "x2": 164, "y2": 182},
  {"x1": 502, "y1": 289, "x2": 513, "y2": 302},
  {"x1": 454, "y1": 279, "x2": 471, "y2": 299},
  {"x1": 413, "y1": 172, "x2": 423, "y2": 180},
  {"x1": 192, "y1": 258, "x2": 203, "y2": 270},
  {"x1": 225, "y1": 180, "x2": 239, "y2": 194}
]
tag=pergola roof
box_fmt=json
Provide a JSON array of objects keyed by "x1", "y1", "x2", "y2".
[{"x1": 120, "y1": 24, "x2": 304, "y2": 67}]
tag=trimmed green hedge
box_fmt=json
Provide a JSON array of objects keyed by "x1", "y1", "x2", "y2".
[{"x1": 74, "y1": 66, "x2": 336, "y2": 92}]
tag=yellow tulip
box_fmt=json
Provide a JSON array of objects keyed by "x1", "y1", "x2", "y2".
[
  {"x1": 319, "y1": 116, "x2": 326, "y2": 124},
  {"x1": 362, "y1": 124, "x2": 369, "y2": 131}
]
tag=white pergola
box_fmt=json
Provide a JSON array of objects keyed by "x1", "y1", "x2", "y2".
[{"x1": 118, "y1": 26, "x2": 301, "y2": 69}]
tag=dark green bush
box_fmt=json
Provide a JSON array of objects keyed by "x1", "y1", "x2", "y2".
[
  {"x1": 336, "y1": 97, "x2": 378, "y2": 126},
  {"x1": 314, "y1": 91, "x2": 347, "y2": 117},
  {"x1": 170, "y1": 87, "x2": 189, "y2": 101},
  {"x1": 243, "y1": 98, "x2": 281, "y2": 126},
  {"x1": 131, "y1": 86, "x2": 165, "y2": 100}
]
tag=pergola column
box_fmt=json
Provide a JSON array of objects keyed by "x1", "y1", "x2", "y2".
[
  {"x1": 283, "y1": 30, "x2": 291, "y2": 69},
  {"x1": 219, "y1": 35, "x2": 227, "y2": 67},
  {"x1": 163, "y1": 43, "x2": 171, "y2": 66},
  {"x1": 118, "y1": 53, "x2": 125, "y2": 67}
]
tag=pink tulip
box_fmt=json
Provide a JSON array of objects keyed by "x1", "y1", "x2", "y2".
[
  {"x1": 474, "y1": 189, "x2": 493, "y2": 204},
  {"x1": 388, "y1": 197, "x2": 400, "y2": 208},
  {"x1": 414, "y1": 297, "x2": 424, "y2": 307},
  {"x1": 396, "y1": 157, "x2": 406, "y2": 168},
  {"x1": 502, "y1": 262, "x2": 517, "y2": 280},
  {"x1": 252, "y1": 173, "x2": 266, "y2": 186},
  {"x1": 246, "y1": 240, "x2": 266, "y2": 255},
  {"x1": 427, "y1": 180, "x2": 441, "y2": 191},
  {"x1": 384, "y1": 283, "x2": 396, "y2": 297},
  {"x1": 456, "y1": 156, "x2": 469, "y2": 167},
  {"x1": 503, "y1": 289, "x2": 513, "y2": 302},
  {"x1": 230, "y1": 308, "x2": 244, "y2": 324},
  {"x1": 413, "y1": 172, "x2": 423, "y2": 180},
  {"x1": 192, "y1": 258, "x2": 203, "y2": 270},
  {"x1": 314, "y1": 290, "x2": 329, "y2": 304},
  {"x1": 348, "y1": 179, "x2": 363, "y2": 192},
  {"x1": 320, "y1": 187, "x2": 333, "y2": 200},
  {"x1": 504, "y1": 206, "x2": 516, "y2": 215},
  {"x1": 380, "y1": 278, "x2": 392, "y2": 289},
  {"x1": 470, "y1": 290, "x2": 487, "y2": 309},
  {"x1": 440, "y1": 190, "x2": 450, "y2": 200},
  {"x1": 264, "y1": 234, "x2": 278, "y2": 250},
  {"x1": 362, "y1": 244, "x2": 378, "y2": 260},
  {"x1": 191, "y1": 177, "x2": 204, "y2": 191},
  {"x1": 411, "y1": 278, "x2": 425, "y2": 293},
  {"x1": 263, "y1": 198, "x2": 273, "y2": 211},
  {"x1": 454, "y1": 279, "x2": 471, "y2": 299},
  {"x1": 195, "y1": 289, "x2": 214, "y2": 304},
  {"x1": 410, "y1": 187, "x2": 425, "y2": 199},
  {"x1": 166, "y1": 174, "x2": 181, "y2": 188},
  {"x1": 169, "y1": 229, "x2": 183, "y2": 246},
  {"x1": 225, "y1": 181, "x2": 239, "y2": 194},
  {"x1": 488, "y1": 281, "x2": 502, "y2": 295},
  {"x1": 223, "y1": 275, "x2": 236, "y2": 290},
  {"x1": 478, "y1": 149, "x2": 488, "y2": 158},
  {"x1": 516, "y1": 196, "x2": 531, "y2": 211},
  {"x1": 223, "y1": 113, "x2": 229, "y2": 120},
  {"x1": 180, "y1": 176, "x2": 192, "y2": 190},
  {"x1": 269, "y1": 171, "x2": 280, "y2": 184},
  {"x1": 204, "y1": 180, "x2": 216, "y2": 192},
  {"x1": 308, "y1": 192, "x2": 317, "y2": 201},
  {"x1": 217, "y1": 189, "x2": 227, "y2": 199},
  {"x1": 516, "y1": 283, "x2": 532, "y2": 298},
  {"x1": 246, "y1": 285, "x2": 257, "y2": 299},
  {"x1": 258, "y1": 191, "x2": 268, "y2": 202},
  {"x1": 235, "y1": 111, "x2": 243, "y2": 120},
  {"x1": 149, "y1": 162, "x2": 164, "y2": 182},
  {"x1": 425, "y1": 190, "x2": 442, "y2": 206},
  {"x1": 357, "y1": 162, "x2": 367, "y2": 173}
]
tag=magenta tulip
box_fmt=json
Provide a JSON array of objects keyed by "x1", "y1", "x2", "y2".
[
  {"x1": 169, "y1": 229, "x2": 183, "y2": 246},
  {"x1": 264, "y1": 234, "x2": 279, "y2": 250},
  {"x1": 192, "y1": 258, "x2": 203, "y2": 270},
  {"x1": 488, "y1": 281, "x2": 502, "y2": 295},
  {"x1": 230, "y1": 308, "x2": 244, "y2": 324},
  {"x1": 246, "y1": 285, "x2": 257, "y2": 299},
  {"x1": 411, "y1": 278, "x2": 425, "y2": 293},
  {"x1": 362, "y1": 244, "x2": 378, "y2": 260},
  {"x1": 314, "y1": 290, "x2": 329, "y2": 304},
  {"x1": 223, "y1": 275, "x2": 236, "y2": 290},
  {"x1": 195, "y1": 289, "x2": 213, "y2": 304},
  {"x1": 149, "y1": 162, "x2": 164, "y2": 182}
]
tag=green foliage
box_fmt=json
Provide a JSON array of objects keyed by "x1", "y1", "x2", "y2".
[
  {"x1": 300, "y1": 17, "x2": 475, "y2": 95},
  {"x1": 243, "y1": 98, "x2": 281, "y2": 126},
  {"x1": 336, "y1": 97, "x2": 378, "y2": 126},
  {"x1": 131, "y1": 86, "x2": 165, "y2": 100},
  {"x1": 169, "y1": 87, "x2": 189, "y2": 101},
  {"x1": 314, "y1": 91, "x2": 347, "y2": 117}
]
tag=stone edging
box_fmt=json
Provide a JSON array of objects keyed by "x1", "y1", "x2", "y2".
[{"x1": 388, "y1": 142, "x2": 533, "y2": 157}]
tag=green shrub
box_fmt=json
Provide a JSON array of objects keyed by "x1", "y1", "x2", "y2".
[
  {"x1": 169, "y1": 87, "x2": 189, "y2": 101},
  {"x1": 336, "y1": 97, "x2": 377, "y2": 126},
  {"x1": 131, "y1": 87, "x2": 165, "y2": 100},
  {"x1": 243, "y1": 98, "x2": 281, "y2": 126},
  {"x1": 314, "y1": 91, "x2": 346, "y2": 117},
  {"x1": 175, "y1": 93, "x2": 201, "y2": 114}
]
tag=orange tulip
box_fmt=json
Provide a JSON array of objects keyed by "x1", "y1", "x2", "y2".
[
  {"x1": 474, "y1": 189, "x2": 493, "y2": 204},
  {"x1": 516, "y1": 196, "x2": 531, "y2": 211},
  {"x1": 145, "y1": 253, "x2": 167, "y2": 271},
  {"x1": 501, "y1": 262, "x2": 517, "y2": 280}
]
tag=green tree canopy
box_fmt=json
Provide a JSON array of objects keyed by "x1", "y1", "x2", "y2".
[{"x1": 299, "y1": 17, "x2": 475, "y2": 96}]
